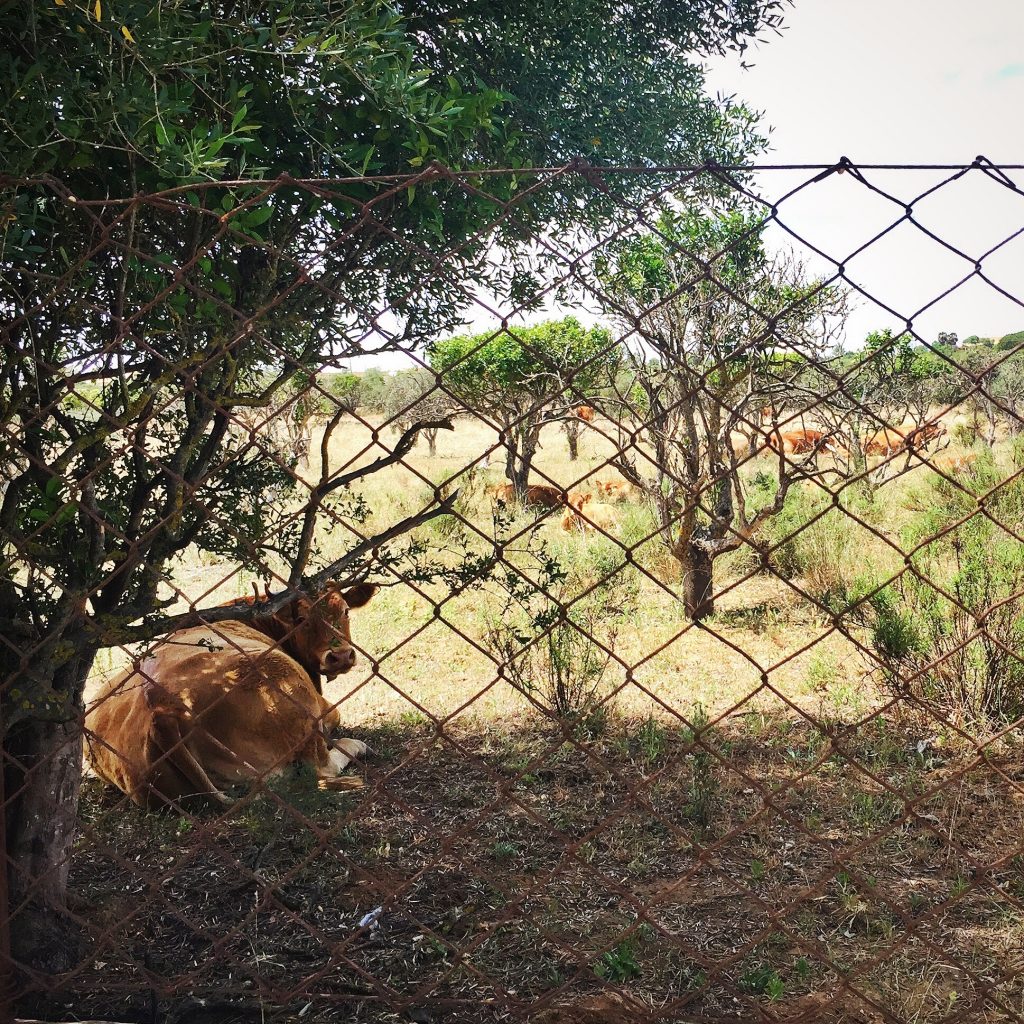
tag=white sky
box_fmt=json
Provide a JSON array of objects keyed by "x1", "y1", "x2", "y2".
[
  {"x1": 351, "y1": 0, "x2": 1024, "y2": 370},
  {"x1": 702, "y1": 0, "x2": 1024, "y2": 348}
]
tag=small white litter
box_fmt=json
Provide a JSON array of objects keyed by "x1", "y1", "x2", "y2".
[{"x1": 358, "y1": 906, "x2": 384, "y2": 931}]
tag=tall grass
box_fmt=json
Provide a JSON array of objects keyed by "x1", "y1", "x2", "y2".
[{"x1": 748, "y1": 481, "x2": 887, "y2": 611}]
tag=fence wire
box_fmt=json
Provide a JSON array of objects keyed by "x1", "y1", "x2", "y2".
[{"x1": 3, "y1": 160, "x2": 1024, "y2": 1024}]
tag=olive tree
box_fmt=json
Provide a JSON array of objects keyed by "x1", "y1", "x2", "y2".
[
  {"x1": 602, "y1": 206, "x2": 849, "y2": 619},
  {"x1": 1, "y1": 0, "x2": 786, "y2": 967},
  {"x1": 428, "y1": 318, "x2": 618, "y2": 496}
]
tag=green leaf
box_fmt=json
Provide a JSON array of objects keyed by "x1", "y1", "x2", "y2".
[{"x1": 242, "y1": 204, "x2": 274, "y2": 228}]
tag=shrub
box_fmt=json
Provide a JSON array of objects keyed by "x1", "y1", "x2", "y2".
[
  {"x1": 595, "y1": 936, "x2": 642, "y2": 982},
  {"x1": 481, "y1": 533, "x2": 618, "y2": 727},
  {"x1": 499, "y1": 602, "x2": 616, "y2": 726},
  {"x1": 324, "y1": 371, "x2": 362, "y2": 412},
  {"x1": 757, "y1": 486, "x2": 881, "y2": 610},
  {"x1": 634, "y1": 716, "x2": 668, "y2": 764},
  {"x1": 867, "y1": 456, "x2": 1024, "y2": 724},
  {"x1": 996, "y1": 330, "x2": 1024, "y2": 352},
  {"x1": 684, "y1": 704, "x2": 719, "y2": 830}
]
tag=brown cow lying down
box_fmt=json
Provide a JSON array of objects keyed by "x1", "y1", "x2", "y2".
[
  {"x1": 489, "y1": 482, "x2": 566, "y2": 508},
  {"x1": 85, "y1": 583, "x2": 376, "y2": 809},
  {"x1": 594, "y1": 478, "x2": 637, "y2": 502},
  {"x1": 933, "y1": 451, "x2": 977, "y2": 474},
  {"x1": 863, "y1": 422, "x2": 945, "y2": 457},
  {"x1": 765, "y1": 427, "x2": 839, "y2": 455},
  {"x1": 560, "y1": 492, "x2": 618, "y2": 533}
]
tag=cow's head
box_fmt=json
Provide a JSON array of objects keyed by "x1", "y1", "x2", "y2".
[
  {"x1": 231, "y1": 582, "x2": 377, "y2": 686},
  {"x1": 282, "y1": 582, "x2": 377, "y2": 680}
]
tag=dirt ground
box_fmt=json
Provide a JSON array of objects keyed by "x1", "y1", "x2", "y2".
[{"x1": 17, "y1": 708, "x2": 1024, "y2": 1024}]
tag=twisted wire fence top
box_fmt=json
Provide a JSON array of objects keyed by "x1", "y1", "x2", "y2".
[{"x1": 3, "y1": 160, "x2": 1024, "y2": 1023}]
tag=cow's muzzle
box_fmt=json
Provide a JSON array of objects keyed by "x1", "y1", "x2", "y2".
[{"x1": 322, "y1": 647, "x2": 357, "y2": 677}]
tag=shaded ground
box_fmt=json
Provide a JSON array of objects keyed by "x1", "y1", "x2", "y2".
[{"x1": 14, "y1": 710, "x2": 1024, "y2": 1024}]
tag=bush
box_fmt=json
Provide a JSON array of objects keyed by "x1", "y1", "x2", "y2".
[
  {"x1": 324, "y1": 371, "x2": 361, "y2": 412},
  {"x1": 683, "y1": 704, "x2": 719, "y2": 830},
  {"x1": 868, "y1": 455, "x2": 1024, "y2": 724},
  {"x1": 491, "y1": 599, "x2": 617, "y2": 727},
  {"x1": 756, "y1": 486, "x2": 880, "y2": 611},
  {"x1": 996, "y1": 330, "x2": 1024, "y2": 352},
  {"x1": 481, "y1": 533, "x2": 617, "y2": 728}
]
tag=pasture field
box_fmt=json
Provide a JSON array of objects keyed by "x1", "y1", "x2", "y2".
[{"x1": 56, "y1": 411, "x2": 1024, "y2": 1024}]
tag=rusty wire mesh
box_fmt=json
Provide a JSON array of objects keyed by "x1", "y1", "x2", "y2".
[{"x1": 3, "y1": 160, "x2": 1024, "y2": 1023}]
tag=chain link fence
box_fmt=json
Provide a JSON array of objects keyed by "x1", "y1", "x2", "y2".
[{"x1": 3, "y1": 160, "x2": 1024, "y2": 1023}]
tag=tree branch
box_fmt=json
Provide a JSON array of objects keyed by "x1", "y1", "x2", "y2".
[{"x1": 86, "y1": 490, "x2": 460, "y2": 647}]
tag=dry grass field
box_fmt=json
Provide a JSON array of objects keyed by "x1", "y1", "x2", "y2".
[{"x1": 44, "y1": 410, "x2": 1024, "y2": 1024}]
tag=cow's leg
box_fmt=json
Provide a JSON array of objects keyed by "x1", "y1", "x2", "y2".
[
  {"x1": 316, "y1": 738, "x2": 370, "y2": 792},
  {"x1": 147, "y1": 696, "x2": 235, "y2": 807},
  {"x1": 329, "y1": 737, "x2": 370, "y2": 771}
]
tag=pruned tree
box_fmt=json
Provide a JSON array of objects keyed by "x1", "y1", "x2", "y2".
[
  {"x1": 601, "y1": 205, "x2": 850, "y2": 619},
  {"x1": 805, "y1": 330, "x2": 951, "y2": 494},
  {"x1": 950, "y1": 344, "x2": 1024, "y2": 442},
  {"x1": 382, "y1": 368, "x2": 459, "y2": 457},
  {"x1": 993, "y1": 349, "x2": 1024, "y2": 436},
  {"x1": 428, "y1": 318, "x2": 619, "y2": 496}
]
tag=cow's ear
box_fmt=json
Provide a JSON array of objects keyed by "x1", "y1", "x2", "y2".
[{"x1": 343, "y1": 583, "x2": 377, "y2": 609}]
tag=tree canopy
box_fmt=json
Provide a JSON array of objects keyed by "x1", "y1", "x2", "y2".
[
  {"x1": 3, "y1": 0, "x2": 782, "y2": 184},
  {"x1": 429, "y1": 317, "x2": 616, "y2": 492}
]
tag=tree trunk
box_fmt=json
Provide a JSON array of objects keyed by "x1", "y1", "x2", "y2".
[
  {"x1": 4, "y1": 649, "x2": 95, "y2": 973},
  {"x1": 425, "y1": 427, "x2": 438, "y2": 457},
  {"x1": 503, "y1": 436, "x2": 517, "y2": 492},
  {"x1": 680, "y1": 543, "x2": 715, "y2": 620},
  {"x1": 511, "y1": 457, "x2": 530, "y2": 500},
  {"x1": 563, "y1": 420, "x2": 581, "y2": 461},
  {"x1": 506, "y1": 424, "x2": 539, "y2": 501}
]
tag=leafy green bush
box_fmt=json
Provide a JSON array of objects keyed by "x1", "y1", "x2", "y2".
[
  {"x1": 868, "y1": 454, "x2": 1024, "y2": 723},
  {"x1": 595, "y1": 936, "x2": 642, "y2": 982},
  {"x1": 481, "y1": 533, "x2": 617, "y2": 727},
  {"x1": 996, "y1": 330, "x2": 1024, "y2": 352},
  {"x1": 755, "y1": 486, "x2": 880, "y2": 610}
]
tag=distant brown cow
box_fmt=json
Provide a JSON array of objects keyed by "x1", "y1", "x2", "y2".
[
  {"x1": 86, "y1": 583, "x2": 376, "y2": 808},
  {"x1": 585, "y1": 500, "x2": 619, "y2": 533},
  {"x1": 864, "y1": 422, "x2": 945, "y2": 457},
  {"x1": 560, "y1": 492, "x2": 618, "y2": 533},
  {"x1": 766, "y1": 428, "x2": 835, "y2": 456},
  {"x1": 574, "y1": 405, "x2": 596, "y2": 422},
  {"x1": 933, "y1": 451, "x2": 977, "y2": 474},
  {"x1": 560, "y1": 492, "x2": 592, "y2": 533},
  {"x1": 594, "y1": 478, "x2": 637, "y2": 502},
  {"x1": 490, "y1": 482, "x2": 566, "y2": 508}
]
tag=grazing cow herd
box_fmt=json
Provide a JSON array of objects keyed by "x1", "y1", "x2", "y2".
[{"x1": 84, "y1": 402, "x2": 965, "y2": 809}]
